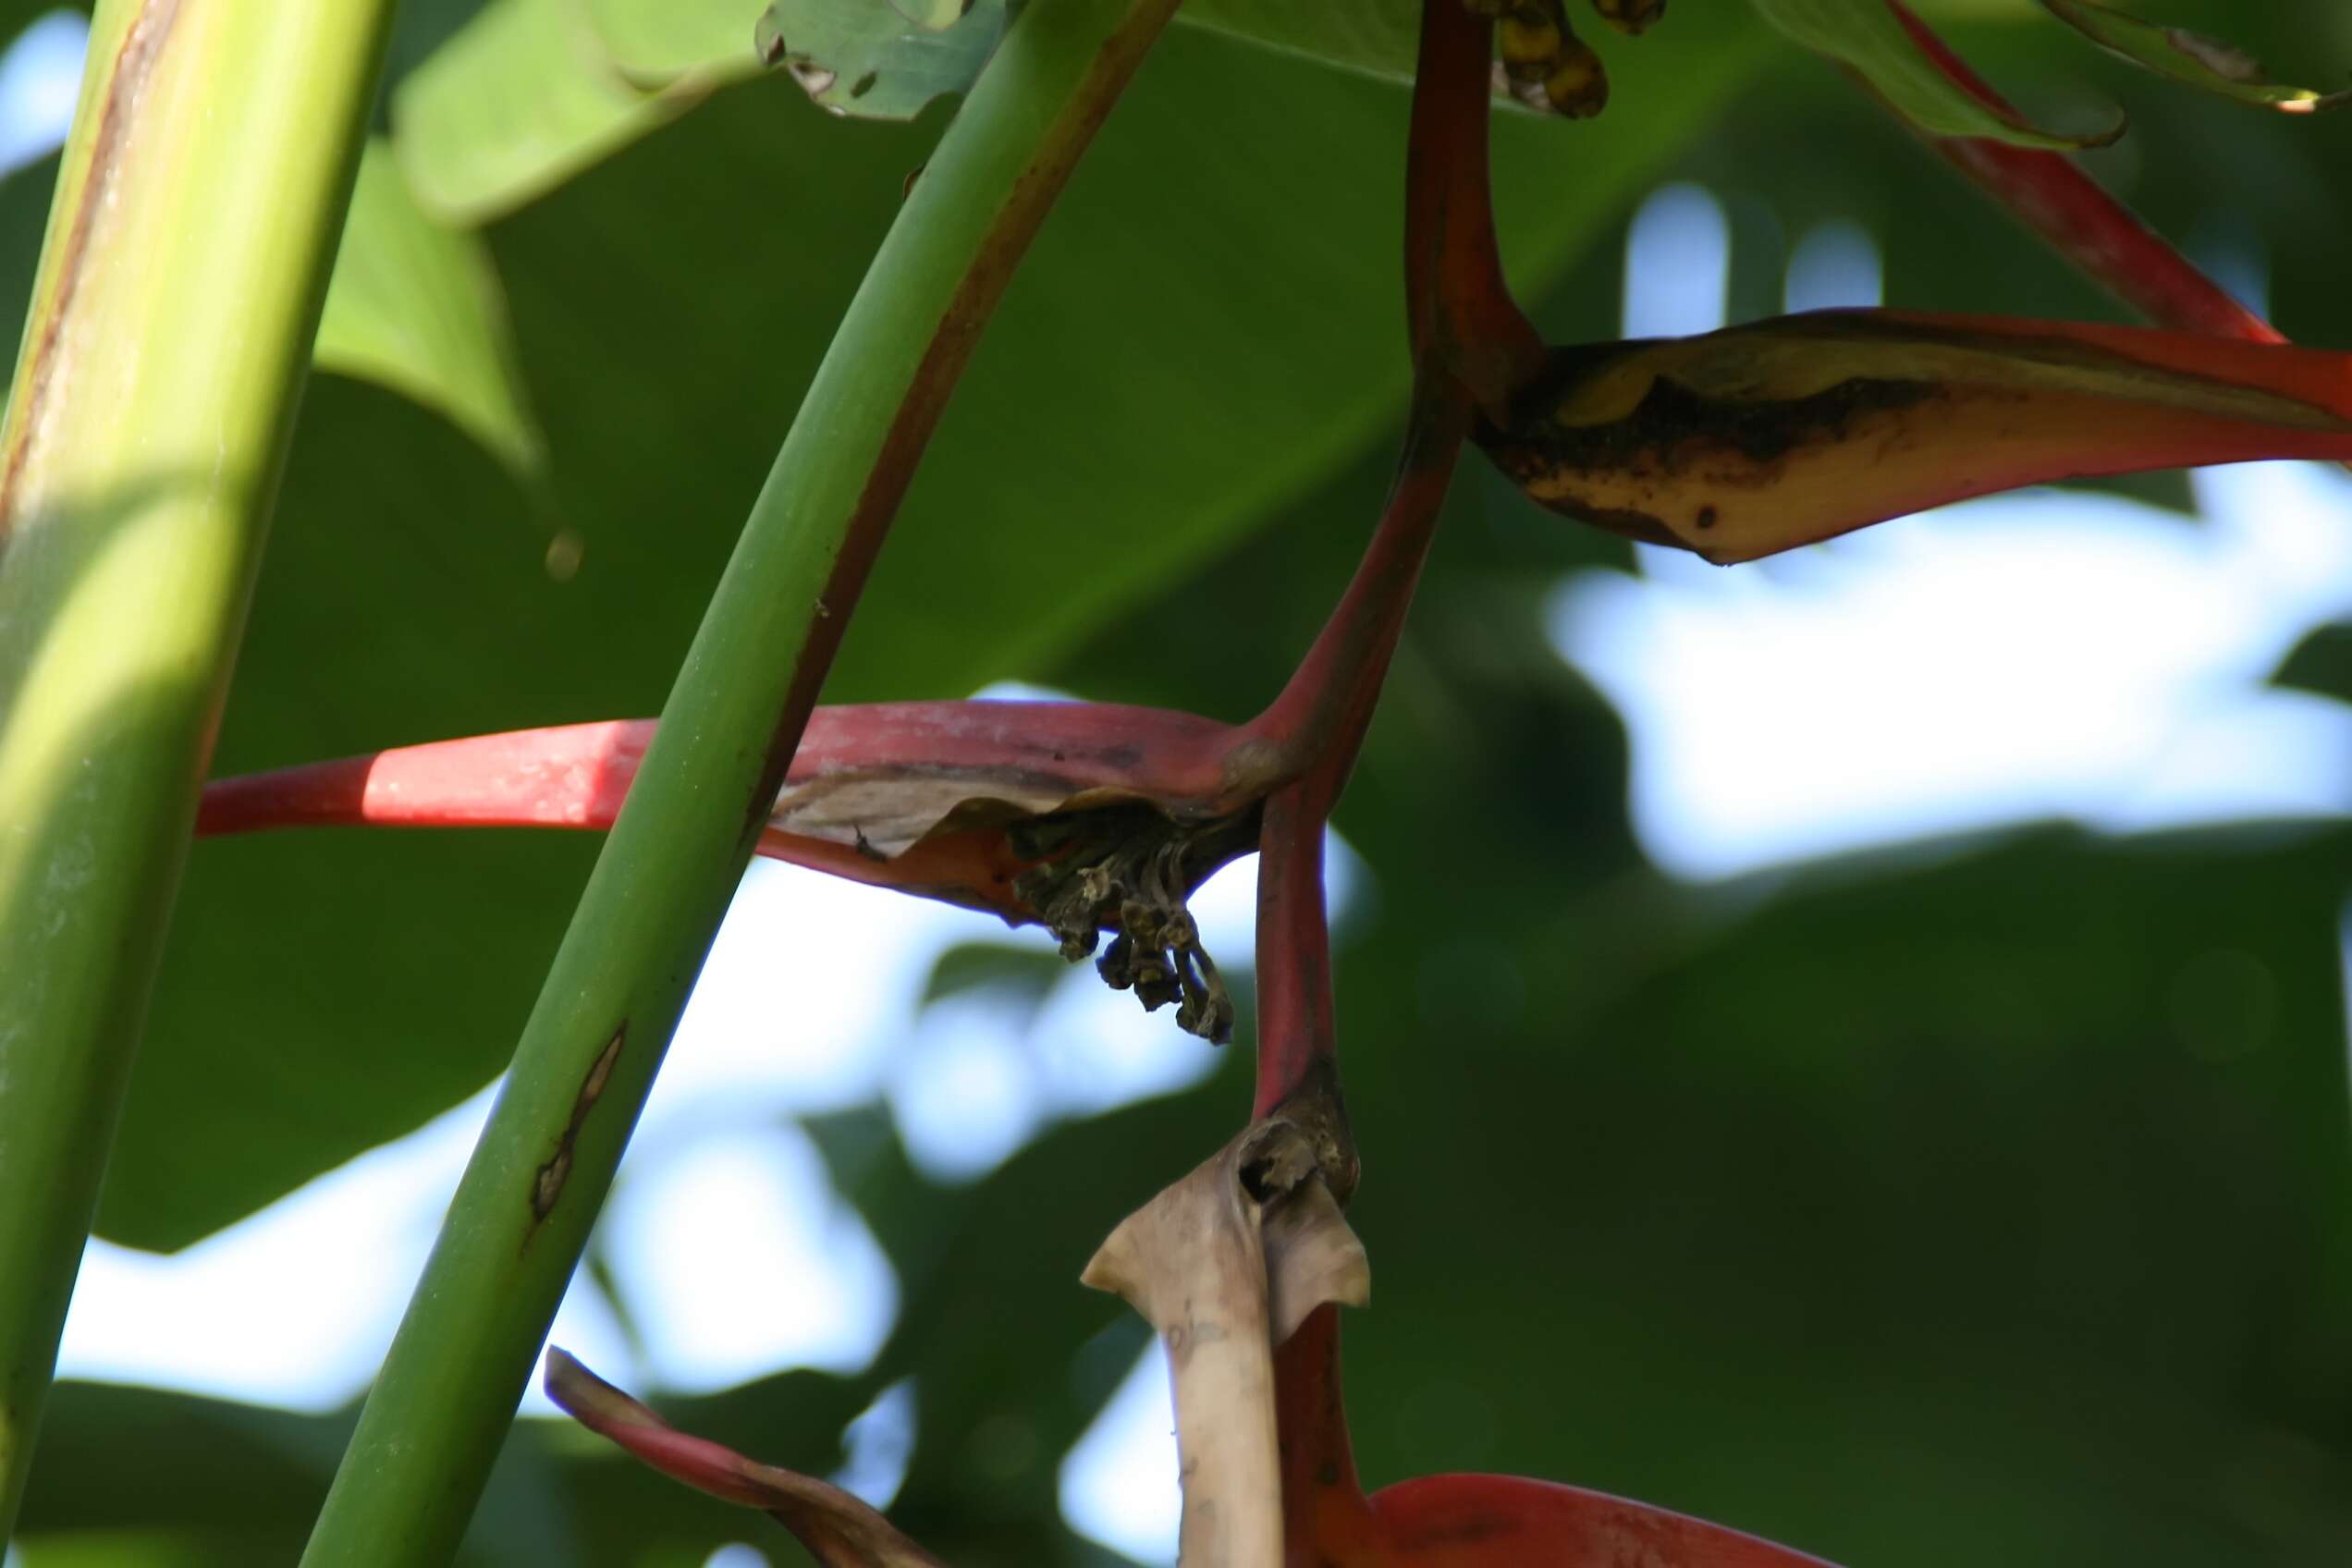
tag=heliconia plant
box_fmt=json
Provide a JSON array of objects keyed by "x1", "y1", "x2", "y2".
[{"x1": 9, "y1": 0, "x2": 2350, "y2": 1559}]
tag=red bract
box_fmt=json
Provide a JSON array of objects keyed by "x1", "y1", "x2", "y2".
[
  {"x1": 545, "y1": 1350, "x2": 942, "y2": 1568},
  {"x1": 1477, "y1": 309, "x2": 2352, "y2": 563},
  {"x1": 198, "y1": 700, "x2": 1262, "y2": 1040},
  {"x1": 1275, "y1": 1310, "x2": 1839, "y2": 1568}
]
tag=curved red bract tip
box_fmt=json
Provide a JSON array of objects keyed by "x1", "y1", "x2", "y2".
[{"x1": 1362, "y1": 1473, "x2": 1840, "y2": 1566}]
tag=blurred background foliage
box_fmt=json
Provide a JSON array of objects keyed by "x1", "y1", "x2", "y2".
[{"x1": 10, "y1": 0, "x2": 2352, "y2": 1562}]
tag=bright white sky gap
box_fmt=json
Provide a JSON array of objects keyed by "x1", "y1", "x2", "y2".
[
  {"x1": 1575, "y1": 183, "x2": 2352, "y2": 883},
  {"x1": 12, "y1": 13, "x2": 2346, "y2": 1555}
]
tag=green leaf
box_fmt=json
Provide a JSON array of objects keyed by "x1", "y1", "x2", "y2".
[
  {"x1": 0, "y1": 3, "x2": 81, "y2": 55},
  {"x1": 584, "y1": 0, "x2": 759, "y2": 86},
  {"x1": 393, "y1": 0, "x2": 753, "y2": 224},
  {"x1": 314, "y1": 140, "x2": 545, "y2": 484},
  {"x1": 1747, "y1": 0, "x2": 2124, "y2": 147},
  {"x1": 753, "y1": 0, "x2": 1010, "y2": 123},
  {"x1": 921, "y1": 941, "x2": 1066, "y2": 1024},
  {"x1": 2272, "y1": 619, "x2": 2352, "y2": 704},
  {"x1": 13, "y1": 1375, "x2": 872, "y2": 1566},
  {"x1": 1174, "y1": 0, "x2": 1421, "y2": 86},
  {"x1": 389, "y1": 0, "x2": 1675, "y2": 224},
  {"x1": 2040, "y1": 0, "x2": 2351, "y2": 113}
]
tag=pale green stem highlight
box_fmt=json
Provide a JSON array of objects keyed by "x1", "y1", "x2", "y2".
[{"x1": 0, "y1": 0, "x2": 396, "y2": 1537}]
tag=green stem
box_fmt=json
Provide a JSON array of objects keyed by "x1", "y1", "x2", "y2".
[
  {"x1": 299, "y1": 2, "x2": 1179, "y2": 1561},
  {"x1": 0, "y1": 0, "x2": 393, "y2": 1536}
]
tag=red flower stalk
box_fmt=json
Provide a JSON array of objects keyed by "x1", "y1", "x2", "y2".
[{"x1": 1405, "y1": 0, "x2": 1543, "y2": 416}]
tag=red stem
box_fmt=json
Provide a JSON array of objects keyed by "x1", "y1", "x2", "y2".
[
  {"x1": 195, "y1": 700, "x2": 1243, "y2": 839},
  {"x1": 1881, "y1": 0, "x2": 2283, "y2": 343},
  {"x1": 1238, "y1": 386, "x2": 1470, "y2": 802},
  {"x1": 1245, "y1": 386, "x2": 1465, "y2": 1116},
  {"x1": 1251, "y1": 783, "x2": 1335, "y2": 1118},
  {"x1": 1406, "y1": 0, "x2": 1544, "y2": 413},
  {"x1": 1249, "y1": 0, "x2": 1508, "y2": 1114}
]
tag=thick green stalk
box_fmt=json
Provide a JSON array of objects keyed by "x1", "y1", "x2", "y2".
[
  {"x1": 299, "y1": 1, "x2": 1178, "y2": 1561},
  {"x1": 0, "y1": 0, "x2": 393, "y2": 1535}
]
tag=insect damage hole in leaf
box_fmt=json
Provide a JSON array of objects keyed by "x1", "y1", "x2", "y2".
[{"x1": 754, "y1": 0, "x2": 1010, "y2": 121}]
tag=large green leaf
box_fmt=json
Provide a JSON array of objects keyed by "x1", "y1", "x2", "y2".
[
  {"x1": 14, "y1": 1370, "x2": 876, "y2": 1566},
  {"x1": 2040, "y1": 0, "x2": 2352, "y2": 112},
  {"x1": 1177, "y1": 0, "x2": 1422, "y2": 85},
  {"x1": 394, "y1": 0, "x2": 749, "y2": 223},
  {"x1": 396, "y1": 0, "x2": 1689, "y2": 223},
  {"x1": 1748, "y1": 0, "x2": 2122, "y2": 147},
  {"x1": 99, "y1": 15, "x2": 1770, "y2": 1248},
  {"x1": 313, "y1": 140, "x2": 544, "y2": 484},
  {"x1": 585, "y1": 0, "x2": 754, "y2": 84}
]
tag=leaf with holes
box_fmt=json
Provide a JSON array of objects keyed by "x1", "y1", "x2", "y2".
[{"x1": 753, "y1": 0, "x2": 1008, "y2": 121}]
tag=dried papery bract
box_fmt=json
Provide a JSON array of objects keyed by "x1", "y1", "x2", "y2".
[
  {"x1": 545, "y1": 1349, "x2": 945, "y2": 1568},
  {"x1": 1083, "y1": 1114, "x2": 1367, "y2": 1567}
]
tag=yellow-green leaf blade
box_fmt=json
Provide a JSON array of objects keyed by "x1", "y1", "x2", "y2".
[
  {"x1": 395, "y1": 0, "x2": 738, "y2": 224},
  {"x1": 586, "y1": 0, "x2": 762, "y2": 85},
  {"x1": 314, "y1": 140, "x2": 545, "y2": 484}
]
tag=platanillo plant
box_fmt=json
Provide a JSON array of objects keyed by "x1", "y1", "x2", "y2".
[{"x1": 5, "y1": 0, "x2": 2350, "y2": 1561}]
